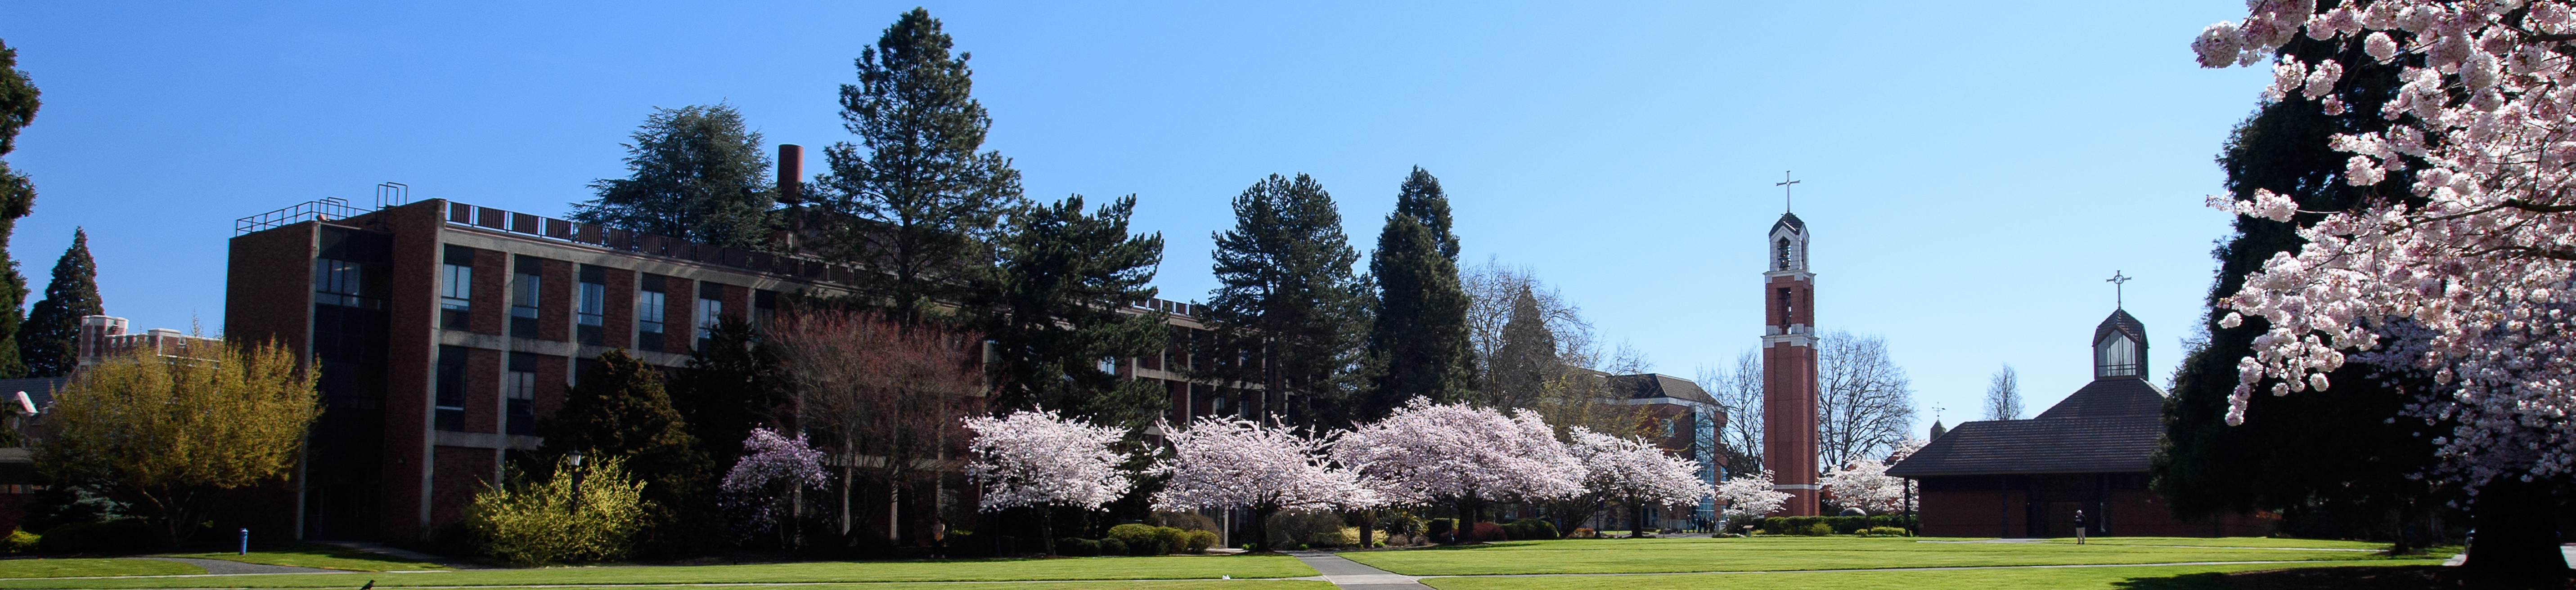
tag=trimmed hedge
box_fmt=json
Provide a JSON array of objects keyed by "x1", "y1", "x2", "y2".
[
  {"x1": 35, "y1": 519, "x2": 162, "y2": 554},
  {"x1": 1756, "y1": 515, "x2": 1917, "y2": 536},
  {"x1": 1502, "y1": 519, "x2": 1560, "y2": 540}
]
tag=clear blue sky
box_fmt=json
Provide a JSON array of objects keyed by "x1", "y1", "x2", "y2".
[{"x1": 1, "y1": 1, "x2": 2269, "y2": 434}]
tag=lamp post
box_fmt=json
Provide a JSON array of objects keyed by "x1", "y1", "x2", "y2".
[{"x1": 567, "y1": 451, "x2": 586, "y2": 513}]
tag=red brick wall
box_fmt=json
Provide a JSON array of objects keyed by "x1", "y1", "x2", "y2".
[
  {"x1": 537, "y1": 258, "x2": 573, "y2": 342},
  {"x1": 602, "y1": 268, "x2": 635, "y2": 349},
  {"x1": 661, "y1": 277, "x2": 694, "y2": 353},
  {"x1": 1762, "y1": 340, "x2": 1819, "y2": 516},
  {"x1": 467, "y1": 246, "x2": 505, "y2": 336},
  {"x1": 225, "y1": 223, "x2": 315, "y2": 353},
  {"x1": 428, "y1": 445, "x2": 496, "y2": 531},
  {"x1": 1915, "y1": 478, "x2": 2275, "y2": 538},
  {"x1": 463, "y1": 347, "x2": 500, "y2": 434},
  {"x1": 380, "y1": 200, "x2": 445, "y2": 540},
  {"x1": 530, "y1": 352, "x2": 569, "y2": 420}
]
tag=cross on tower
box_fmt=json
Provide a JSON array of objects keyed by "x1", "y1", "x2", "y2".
[
  {"x1": 2106, "y1": 271, "x2": 2132, "y2": 309},
  {"x1": 1776, "y1": 171, "x2": 1801, "y2": 213}
]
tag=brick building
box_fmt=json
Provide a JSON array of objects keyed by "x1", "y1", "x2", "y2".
[
  {"x1": 1887, "y1": 308, "x2": 2270, "y2": 538},
  {"x1": 225, "y1": 195, "x2": 1249, "y2": 543},
  {"x1": 1603, "y1": 372, "x2": 1724, "y2": 529}
]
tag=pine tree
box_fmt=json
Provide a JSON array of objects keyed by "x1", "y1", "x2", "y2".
[
  {"x1": 0, "y1": 40, "x2": 46, "y2": 379},
  {"x1": 815, "y1": 8, "x2": 1023, "y2": 322},
  {"x1": 20, "y1": 228, "x2": 98, "y2": 378},
  {"x1": 1359, "y1": 168, "x2": 1475, "y2": 421},
  {"x1": 979, "y1": 194, "x2": 1168, "y2": 431},
  {"x1": 573, "y1": 103, "x2": 776, "y2": 249},
  {"x1": 537, "y1": 349, "x2": 718, "y2": 558},
  {"x1": 1205, "y1": 174, "x2": 1370, "y2": 429},
  {"x1": 1486, "y1": 286, "x2": 1556, "y2": 411}
]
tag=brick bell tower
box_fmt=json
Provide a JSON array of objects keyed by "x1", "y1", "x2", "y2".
[{"x1": 1761, "y1": 207, "x2": 1820, "y2": 516}]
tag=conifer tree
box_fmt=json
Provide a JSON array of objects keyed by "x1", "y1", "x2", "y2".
[
  {"x1": 979, "y1": 194, "x2": 1168, "y2": 431},
  {"x1": 537, "y1": 350, "x2": 718, "y2": 558},
  {"x1": 815, "y1": 8, "x2": 1023, "y2": 322},
  {"x1": 669, "y1": 317, "x2": 788, "y2": 465},
  {"x1": 1360, "y1": 168, "x2": 1475, "y2": 421},
  {"x1": 1205, "y1": 174, "x2": 1369, "y2": 429},
  {"x1": 1486, "y1": 286, "x2": 1556, "y2": 411},
  {"x1": 21, "y1": 228, "x2": 99, "y2": 378},
  {"x1": 0, "y1": 40, "x2": 45, "y2": 379},
  {"x1": 573, "y1": 103, "x2": 776, "y2": 249}
]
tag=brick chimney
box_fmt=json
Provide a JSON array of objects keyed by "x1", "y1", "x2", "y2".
[{"x1": 777, "y1": 144, "x2": 803, "y2": 205}]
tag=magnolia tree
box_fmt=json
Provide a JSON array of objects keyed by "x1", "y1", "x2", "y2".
[
  {"x1": 1152, "y1": 417, "x2": 1377, "y2": 551},
  {"x1": 1715, "y1": 469, "x2": 1790, "y2": 533},
  {"x1": 962, "y1": 410, "x2": 1133, "y2": 555},
  {"x1": 1568, "y1": 427, "x2": 1713, "y2": 536},
  {"x1": 2192, "y1": 0, "x2": 2576, "y2": 573},
  {"x1": 1335, "y1": 398, "x2": 1585, "y2": 529},
  {"x1": 1823, "y1": 439, "x2": 1922, "y2": 515},
  {"x1": 719, "y1": 429, "x2": 828, "y2": 548}
]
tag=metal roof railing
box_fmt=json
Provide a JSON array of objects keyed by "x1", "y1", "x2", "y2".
[{"x1": 236, "y1": 197, "x2": 366, "y2": 236}]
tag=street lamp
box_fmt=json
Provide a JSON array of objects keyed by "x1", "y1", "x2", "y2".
[{"x1": 567, "y1": 451, "x2": 586, "y2": 512}]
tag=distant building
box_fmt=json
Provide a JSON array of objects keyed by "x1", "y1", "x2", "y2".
[
  {"x1": 1888, "y1": 308, "x2": 2270, "y2": 537},
  {"x1": 1604, "y1": 372, "x2": 1725, "y2": 529}
]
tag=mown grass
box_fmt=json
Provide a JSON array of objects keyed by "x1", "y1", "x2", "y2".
[
  {"x1": 1418, "y1": 561, "x2": 2412, "y2": 590},
  {"x1": 0, "y1": 559, "x2": 200, "y2": 578},
  {"x1": 2032, "y1": 536, "x2": 2388, "y2": 549},
  {"x1": 0, "y1": 554, "x2": 1317, "y2": 589},
  {"x1": 1341, "y1": 536, "x2": 2440, "y2": 576},
  {"x1": 160, "y1": 543, "x2": 446, "y2": 572}
]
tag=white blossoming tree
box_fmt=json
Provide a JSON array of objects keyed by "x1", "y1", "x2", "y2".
[
  {"x1": 2191, "y1": 0, "x2": 2576, "y2": 573},
  {"x1": 1335, "y1": 398, "x2": 1586, "y2": 532},
  {"x1": 1569, "y1": 427, "x2": 1713, "y2": 536},
  {"x1": 1822, "y1": 439, "x2": 1923, "y2": 516},
  {"x1": 962, "y1": 410, "x2": 1133, "y2": 555},
  {"x1": 719, "y1": 428, "x2": 829, "y2": 548},
  {"x1": 1152, "y1": 416, "x2": 1377, "y2": 551},
  {"x1": 1715, "y1": 469, "x2": 1790, "y2": 533}
]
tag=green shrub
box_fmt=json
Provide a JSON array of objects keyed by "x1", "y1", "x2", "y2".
[
  {"x1": 34, "y1": 519, "x2": 161, "y2": 554},
  {"x1": 1502, "y1": 519, "x2": 1560, "y2": 540},
  {"x1": 1757, "y1": 515, "x2": 1918, "y2": 536},
  {"x1": 1859, "y1": 526, "x2": 1910, "y2": 537},
  {"x1": 1105, "y1": 524, "x2": 1160, "y2": 549},
  {"x1": 1379, "y1": 511, "x2": 1425, "y2": 536},
  {"x1": 1180, "y1": 531, "x2": 1216, "y2": 554},
  {"x1": 1569, "y1": 527, "x2": 1598, "y2": 539},
  {"x1": 1099, "y1": 538, "x2": 1128, "y2": 556},
  {"x1": 1057, "y1": 537, "x2": 1100, "y2": 557},
  {"x1": 1425, "y1": 518, "x2": 1457, "y2": 541},
  {"x1": 1153, "y1": 527, "x2": 1188, "y2": 555},
  {"x1": 1150, "y1": 511, "x2": 1220, "y2": 533},
  {"x1": 2, "y1": 528, "x2": 37, "y2": 553},
  {"x1": 463, "y1": 455, "x2": 648, "y2": 566},
  {"x1": 1466, "y1": 522, "x2": 1509, "y2": 543},
  {"x1": 1799, "y1": 523, "x2": 1833, "y2": 536},
  {"x1": 1268, "y1": 510, "x2": 1350, "y2": 548}
]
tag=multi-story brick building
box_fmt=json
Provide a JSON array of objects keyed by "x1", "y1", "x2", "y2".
[{"x1": 225, "y1": 195, "x2": 1250, "y2": 543}]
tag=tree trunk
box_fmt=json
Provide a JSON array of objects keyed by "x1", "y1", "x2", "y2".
[
  {"x1": 2461, "y1": 476, "x2": 2570, "y2": 578},
  {"x1": 1250, "y1": 505, "x2": 1278, "y2": 551},
  {"x1": 1356, "y1": 509, "x2": 1376, "y2": 548}
]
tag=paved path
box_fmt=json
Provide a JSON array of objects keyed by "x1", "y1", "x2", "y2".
[
  {"x1": 1286, "y1": 551, "x2": 1431, "y2": 590},
  {"x1": 131, "y1": 557, "x2": 336, "y2": 575}
]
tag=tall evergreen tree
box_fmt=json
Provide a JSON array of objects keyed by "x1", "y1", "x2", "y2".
[
  {"x1": 1485, "y1": 286, "x2": 1555, "y2": 411},
  {"x1": 815, "y1": 8, "x2": 1023, "y2": 322},
  {"x1": 19, "y1": 228, "x2": 96, "y2": 378},
  {"x1": 978, "y1": 194, "x2": 1168, "y2": 431},
  {"x1": 573, "y1": 103, "x2": 777, "y2": 249},
  {"x1": 1204, "y1": 174, "x2": 1370, "y2": 430},
  {"x1": 536, "y1": 349, "x2": 719, "y2": 558},
  {"x1": 1359, "y1": 168, "x2": 1475, "y2": 420},
  {"x1": 2151, "y1": 31, "x2": 2454, "y2": 552},
  {"x1": 0, "y1": 40, "x2": 45, "y2": 379}
]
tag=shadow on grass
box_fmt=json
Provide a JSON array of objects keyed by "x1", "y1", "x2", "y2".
[{"x1": 2111, "y1": 572, "x2": 2234, "y2": 590}]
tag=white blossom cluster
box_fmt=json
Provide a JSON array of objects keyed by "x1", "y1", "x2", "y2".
[
  {"x1": 1567, "y1": 426, "x2": 1715, "y2": 511},
  {"x1": 1150, "y1": 416, "x2": 1378, "y2": 513},
  {"x1": 1715, "y1": 469, "x2": 1791, "y2": 527},
  {"x1": 2194, "y1": 0, "x2": 2576, "y2": 485},
  {"x1": 1820, "y1": 439, "x2": 1922, "y2": 514},
  {"x1": 962, "y1": 410, "x2": 1134, "y2": 512},
  {"x1": 1335, "y1": 398, "x2": 1587, "y2": 508},
  {"x1": 719, "y1": 428, "x2": 829, "y2": 532}
]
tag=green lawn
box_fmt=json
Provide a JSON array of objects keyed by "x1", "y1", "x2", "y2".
[
  {"x1": 1341, "y1": 536, "x2": 2439, "y2": 576},
  {"x1": 0, "y1": 559, "x2": 201, "y2": 578},
  {"x1": 1419, "y1": 561, "x2": 2405, "y2": 590},
  {"x1": 160, "y1": 543, "x2": 447, "y2": 572},
  {"x1": 2032, "y1": 536, "x2": 2391, "y2": 550},
  {"x1": 0, "y1": 554, "x2": 1318, "y2": 590}
]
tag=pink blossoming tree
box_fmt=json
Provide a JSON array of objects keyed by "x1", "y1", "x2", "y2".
[
  {"x1": 1334, "y1": 398, "x2": 1585, "y2": 531},
  {"x1": 1568, "y1": 426, "x2": 1713, "y2": 536},
  {"x1": 2194, "y1": 0, "x2": 2576, "y2": 572},
  {"x1": 1151, "y1": 416, "x2": 1377, "y2": 551},
  {"x1": 1715, "y1": 469, "x2": 1790, "y2": 533},
  {"x1": 962, "y1": 410, "x2": 1133, "y2": 555},
  {"x1": 719, "y1": 428, "x2": 829, "y2": 548}
]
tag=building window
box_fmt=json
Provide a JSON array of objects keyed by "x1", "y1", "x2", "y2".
[
  {"x1": 312, "y1": 258, "x2": 382, "y2": 309},
  {"x1": 440, "y1": 246, "x2": 474, "y2": 330},
  {"x1": 1776, "y1": 237, "x2": 1792, "y2": 270},
  {"x1": 577, "y1": 265, "x2": 606, "y2": 345},
  {"x1": 434, "y1": 345, "x2": 468, "y2": 431},
  {"x1": 1776, "y1": 287, "x2": 1794, "y2": 326},
  {"x1": 753, "y1": 289, "x2": 777, "y2": 333},
  {"x1": 2095, "y1": 332, "x2": 2140, "y2": 378},
  {"x1": 637, "y1": 274, "x2": 667, "y2": 353},
  {"x1": 511, "y1": 256, "x2": 542, "y2": 338},
  {"x1": 506, "y1": 353, "x2": 539, "y2": 436},
  {"x1": 696, "y1": 282, "x2": 724, "y2": 349}
]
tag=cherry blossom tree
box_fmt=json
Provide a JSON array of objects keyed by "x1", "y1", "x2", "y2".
[
  {"x1": 1568, "y1": 427, "x2": 1713, "y2": 536},
  {"x1": 2191, "y1": 0, "x2": 2576, "y2": 573},
  {"x1": 962, "y1": 409, "x2": 1133, "y2": 555},
  {"x1": 1151, "y1": 416, "x2": 1377, "y2": 551},
  {"x1": 1334, "y1": 398, "x2": 1585, "y2": 528},
  {"x1": 719, "y1": 428, "x2": 828, "y2": 548},
  {"x1": 1822, "y1": 439, "x2": 1921, "y2": 516},
  {"x1": 1715, "y1": 469, "x2": 1790, "y2": 532}
]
